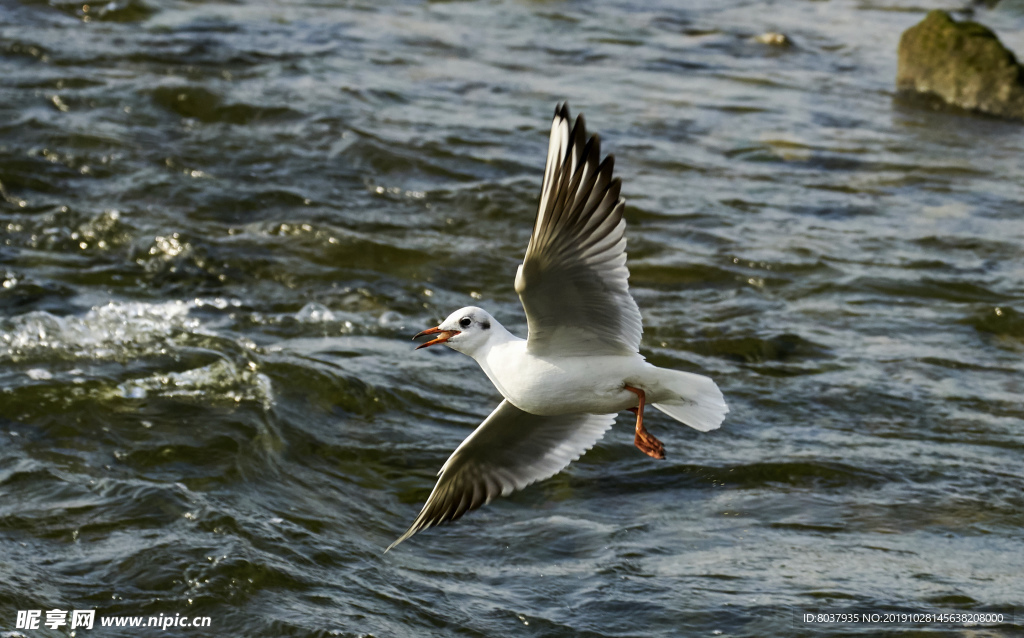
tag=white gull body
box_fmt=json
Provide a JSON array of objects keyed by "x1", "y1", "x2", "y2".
[
  {"x1": 459, "y1": 318, "x2": 715, "y2": 418},
  {"x1": 389, "y1": 103, "x2": 728, "y2": 551}
]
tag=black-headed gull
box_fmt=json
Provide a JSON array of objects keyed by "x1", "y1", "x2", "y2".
[{"x1": 389, "y1": 103, "x2": 727, "y2": 551}]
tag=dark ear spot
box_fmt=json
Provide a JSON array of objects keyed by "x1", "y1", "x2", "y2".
[{"x1": 481, "y1": 320, "x2": 490, "y2": 330}]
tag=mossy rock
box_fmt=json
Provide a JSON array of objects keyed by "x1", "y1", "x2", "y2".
[{"x1": 897, "y1": 10, "x2": 1024, "y2": 120}]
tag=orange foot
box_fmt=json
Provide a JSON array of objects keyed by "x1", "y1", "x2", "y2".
[{"x1": 626, "y1": 386, "x2": 665, "y2": 460}]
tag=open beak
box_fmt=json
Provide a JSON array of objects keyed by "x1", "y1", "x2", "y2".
[{"x1": 413, "y1": 326, "x2": 459, "y2": 350}]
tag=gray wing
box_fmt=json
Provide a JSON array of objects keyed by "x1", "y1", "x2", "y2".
[
  {"x1": 514, "y1": 102, "x2": 643, "y2": 357},
  {"x1": 387, "y1": 400, "x2": 614, "y2": 551}
]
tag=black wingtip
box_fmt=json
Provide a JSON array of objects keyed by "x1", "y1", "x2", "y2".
[
  {"x1": 589, "y1": 133, "x2": 602, "y2": 161},
  {"x1": 608, "y1": 175, "x2": 622, "y2": 196},
  {"x1": 569, "y1": 113, "x2": 588, "y2": 155},
  {"x1": 555, "y1": 102, "x2": 572, "y2": 124}
]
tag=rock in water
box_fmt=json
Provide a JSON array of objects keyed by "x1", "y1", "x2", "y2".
[{"x1": 897, "y1": 10, "x2": 1024, "y2": 120}]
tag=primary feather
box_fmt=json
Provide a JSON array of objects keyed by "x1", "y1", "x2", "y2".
[{"x1": 515, "y1": 103, "x2": 643, "y2": 357}]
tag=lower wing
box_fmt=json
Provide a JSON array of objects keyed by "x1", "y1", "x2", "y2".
[{"x1": 387, "y1": 400, "x2": 615, "y2": 551}]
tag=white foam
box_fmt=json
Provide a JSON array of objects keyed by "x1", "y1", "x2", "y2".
[
  {"x1": 116, "y1": 359, "x2": 273, "y2": 407},
  {"x1": 2, "y1": 299, "x2": 273, "y2": 408},
  {"x1": 0, "y1": 300, "x2": 198, "y2": 362},
  {"x1": 295, "y1": 302, "x2": 336, "y2": 323}
]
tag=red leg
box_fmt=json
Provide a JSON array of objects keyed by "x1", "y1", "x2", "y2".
[{"x1": 625, "y1": 385, "x2": 665, "y2": 460}]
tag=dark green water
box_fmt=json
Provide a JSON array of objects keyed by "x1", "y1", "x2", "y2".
[{"x1": 2, "y1": 0, "x2": 1023, "y2": 636}]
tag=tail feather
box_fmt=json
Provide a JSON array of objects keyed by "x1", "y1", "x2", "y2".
[{"x1": 651, "y1": 369, "x2": 728, "y2": 433}]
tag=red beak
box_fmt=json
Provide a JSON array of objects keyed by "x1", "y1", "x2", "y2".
[{"x1": 413, "y1": 326, "x2": 459, "y2": 350}]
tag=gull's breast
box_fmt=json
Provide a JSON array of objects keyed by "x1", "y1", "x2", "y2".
[{"x1": 479, "y1": 343, "x2": 644, "y2": 416}]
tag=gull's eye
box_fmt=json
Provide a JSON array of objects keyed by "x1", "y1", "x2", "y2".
[{"x1": 459, "y1": 317, "x2": 472, "y2": 329}]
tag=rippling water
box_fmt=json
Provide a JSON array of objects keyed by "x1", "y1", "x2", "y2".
[{"x1": 2, "y1": 0, "x2": 1023, "y2": 636}]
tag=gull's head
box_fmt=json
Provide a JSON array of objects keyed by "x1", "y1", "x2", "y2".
[{"x1": 413, "y1": 306, "x2": 497, "y2": 356}]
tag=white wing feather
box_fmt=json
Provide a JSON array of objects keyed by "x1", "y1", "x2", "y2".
[
  {"x1": 387, "y1": 400, "x2": 614, "y2": 550},
  {"x1": 515, "y1": 103, "x2": 642, "y2": 356}
]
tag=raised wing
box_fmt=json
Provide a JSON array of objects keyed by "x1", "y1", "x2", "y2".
[
  {"x1": 387, "y1": 400, "x2": 614, "y2": 551},
  {"x1": 514, "y1": 102, "x2": 643, "y2": 357}
]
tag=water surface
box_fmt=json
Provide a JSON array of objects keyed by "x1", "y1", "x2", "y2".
[{"x1": 1, "y1": 0, "x2": 1023, "y2": 636}]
